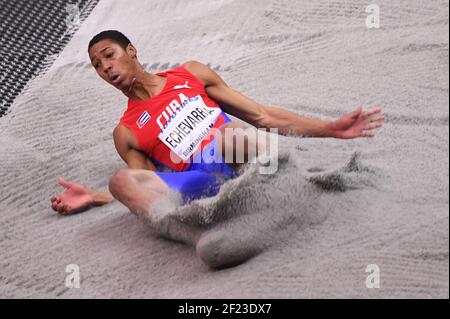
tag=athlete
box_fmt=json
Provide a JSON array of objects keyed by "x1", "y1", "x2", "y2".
[{"x1": 50, "y1": 30, "x2": 384, "y2": 215}]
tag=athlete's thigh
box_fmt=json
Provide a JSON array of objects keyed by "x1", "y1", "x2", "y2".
[
  {"x1": 124, "y1": 168, "x2": 171, "y2": 194},
  {"x1": 217, "y1": 122, "x2": 260, "y2": 165},
  {"x1": 154, "y1": 170, "x2": 223, "y2": 203}
]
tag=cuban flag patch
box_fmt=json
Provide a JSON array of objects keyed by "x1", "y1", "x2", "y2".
[{"x1": 136, "y1": 111, "x2": 151, "y2": 129}]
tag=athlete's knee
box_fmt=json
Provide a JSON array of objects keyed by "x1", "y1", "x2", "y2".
[
  {"x1": 108, "y1": 168, "x2": 164, "y2": 202},
  {"x1": 108, "y1": 168, "x2": 132, "y2": 198}
]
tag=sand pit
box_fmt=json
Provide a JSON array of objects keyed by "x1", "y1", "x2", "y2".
[{"x1": 0, "y1": 0, "x2": 448, "y2": 298}]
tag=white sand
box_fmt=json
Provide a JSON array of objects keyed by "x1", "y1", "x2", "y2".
[{"x1": 0, "y1": 0, "x2": 448, "y2": 298}]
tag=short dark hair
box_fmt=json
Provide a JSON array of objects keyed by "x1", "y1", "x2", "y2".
[{"x1": 88, "y1": 30, "x2": 131, "y2": 52}]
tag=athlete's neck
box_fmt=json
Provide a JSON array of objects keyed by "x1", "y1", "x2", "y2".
[{"x1": 125, "y1": 68, "x2": 165, "y2": 101}]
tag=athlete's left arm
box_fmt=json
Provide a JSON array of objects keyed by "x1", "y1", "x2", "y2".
[{"x1": 183, "y1": 61, "x2": 384, "y2": 139}]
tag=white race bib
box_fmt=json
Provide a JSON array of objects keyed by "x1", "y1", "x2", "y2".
[{"x1": 158, "y1": 95, "x2": 221, "y2": 161}]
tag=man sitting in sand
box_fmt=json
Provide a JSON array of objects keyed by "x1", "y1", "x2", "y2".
[{"x1": 50, "y1": 30, "x2": 384, "y2": 216}]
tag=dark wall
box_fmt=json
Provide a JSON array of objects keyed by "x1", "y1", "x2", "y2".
[{"x1": 0, "y1": 0, "x2": 100, "y2": 117}]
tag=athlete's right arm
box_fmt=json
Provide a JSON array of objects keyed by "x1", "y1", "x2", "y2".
[
  {"x1": 112, "y1": 125, "x2": 158, "y2": 171},
  {"x1": 50, "y1": 125, "x2": 157, "y2": 215}
]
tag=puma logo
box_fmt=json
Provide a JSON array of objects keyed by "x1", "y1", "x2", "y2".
[{"x1": 173, "y1": 81, "x2": 191, "y2": 90}]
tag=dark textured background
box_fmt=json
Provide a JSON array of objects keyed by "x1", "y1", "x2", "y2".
[{"x1": 0, "y1": 0, "x2": 100, "y2": 117}]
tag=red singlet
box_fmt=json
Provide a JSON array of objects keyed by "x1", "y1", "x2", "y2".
[{"x1": 119, "y1": 66, "x2": 229, "y2": 172}]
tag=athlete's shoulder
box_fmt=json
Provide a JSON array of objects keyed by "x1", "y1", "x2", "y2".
[
  {"x1": 158, "y1": 61, "x2": 200, "y2": 82},
  {"x1": 181, "y1": 60, "x2": 202, "y2": 69},
  {"x1": 180, "y1": 60, "x2": 206, "y2": 75},
  {"x1": 180, "y1": 60, "x2": 222, "y2": 87}
]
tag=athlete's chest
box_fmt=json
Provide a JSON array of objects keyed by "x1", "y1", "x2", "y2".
[
  {"x1": 124, "y1": 74, "x2": 222, "y2": 158},
  {"x1": 135, "y1": 93, "x2": 221, "y2": 158}
]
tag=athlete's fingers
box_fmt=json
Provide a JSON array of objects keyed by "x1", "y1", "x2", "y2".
[
  {"x1": 52, "y1": 196, "x2": 61, "y2": 203},
  {"x1": 365, "y1": 122, "x2": 383, "y2": 130},
  {"x1": 370, "y1": 114, "x2": 385, "y2": 122},
  {"x1": 54, "y1": 202, "x2": 62, "y2": 213},
  {"x1": 366, "y1": 107, "x2": 382, "y2": 116},
  {"x1": 362, "y1": 130, "x2": 375, "y2": 138},
  {"x1": 56, "y1": 202, "x2": 66, "y2": 213}
]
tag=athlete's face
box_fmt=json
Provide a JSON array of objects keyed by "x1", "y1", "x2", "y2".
[{"x1": 89, "y1": 39, "x2": 138, "y2": 92}]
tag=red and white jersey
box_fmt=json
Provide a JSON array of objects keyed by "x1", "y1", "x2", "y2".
[{"x1": 119, "y1": 65, "x2": 229, "y2": 172}]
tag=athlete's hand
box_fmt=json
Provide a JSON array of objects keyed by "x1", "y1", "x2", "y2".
[
  {"x1": 329, "y1": 106, "x2": 384, "y2": 139},
  {"x1": 50, "y1": 177, "x2": 95, "y2": 215}
]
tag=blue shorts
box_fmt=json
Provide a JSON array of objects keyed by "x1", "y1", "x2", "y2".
[{"x1": 154, "y1": 113, "x2": 236, "y2": 203}]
